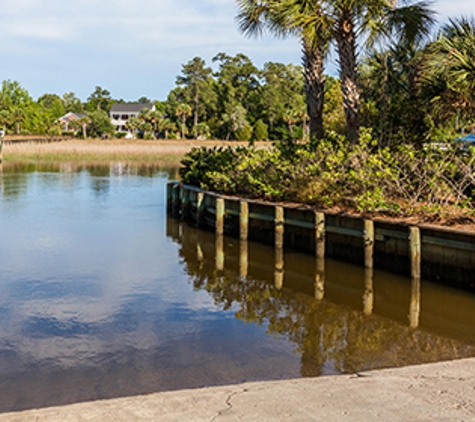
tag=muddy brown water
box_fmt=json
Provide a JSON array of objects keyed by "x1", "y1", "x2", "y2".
[{"x1": 0, "y1": 163, "x2": 474, "y2": 413}]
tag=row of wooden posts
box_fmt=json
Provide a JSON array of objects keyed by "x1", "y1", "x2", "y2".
[
  {"x1": 168, "y1": 193, "x2": 422, "y2": 329},
  {"x1": 167, "y1": 182, "x2": 423, "y2": 282}
]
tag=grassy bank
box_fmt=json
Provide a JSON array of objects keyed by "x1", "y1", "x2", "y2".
[{"x1": 3, "y1": 139, "x2": 262, "y2": 164}]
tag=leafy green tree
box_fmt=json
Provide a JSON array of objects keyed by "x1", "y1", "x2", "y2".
[
  {"x1": 0, "y1": 109, "x2": 12, "y2": 132},
  {"x1": 38, "y1": 94, "x2": 65, "y2": 120},
  {"x1": 87, "y1": 110, "x2": 114, "y2": 138},
  {"x1": 254, "y1": 119, "x2": 269, "y2": 140},
  {"x1": 86, "y1": 86, "x2": 113, "y2": 112},
  {"x1": 222, "y1": 101, "x2": 249, "y2": 140},
  {"x1": 62, "y1": 92, "x2": 84, "y2": 113},
  {"x1": 176, "y1": 57, "x2": 214, "y2": 127}
]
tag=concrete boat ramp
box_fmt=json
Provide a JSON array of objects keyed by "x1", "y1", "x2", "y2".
[{"x1": 1, "y1": 358, "x2": 475, "y2": 421}]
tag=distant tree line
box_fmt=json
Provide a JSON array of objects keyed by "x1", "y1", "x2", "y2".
[{"x1": 0, "y1": 11, "x2": 474, "y2": 143}]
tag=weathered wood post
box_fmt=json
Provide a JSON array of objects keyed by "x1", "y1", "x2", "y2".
[
  {"x1": 181, "y1": 186, "x2": 189, "y2": 221},
  {"x1": 240, "y1": 201, "x2": 249, "y2": 241},
  {"x1": 409, "y1": 276, "x2": 421, "y2": 329},
  {"x1": 215, "y1": 235, "x2": 224, "y2": 272},
  {"x1": 171, "y1": 183, "x2": 181, "y2": 216},
  {"x1": 275, "y1": 248, "x2": 284, "y2": 290},
  {"x1": 315, "y1": 212, "x2": 326, "y2": 259},
  {"x1": 216, "y1": 197, "x2": 225, "y2": 236},
  {"x1": 275, "y1": 206, "x2": 284, "y2": 250},
  {"x1": 166, "y1": 183, "x2": 173, "y2": 211},
  {"x1": 409, "y1": 226, "x2": 421, "y2": 279},
  {"x1": 364, "y1": 220, "x2": 374, "y2": 269},
  {"x1": 239, "y1": 241, "x2": 248, "y2": 279},
  {"x1": 196, "y1": 192, "x2": 205, "y2": 227},
  {"x1": 363, "y1": 268, "x2": 374, "y2": 315},
  {"x1": 315, "y1": 257, "x2": 325, "y2": 300}
]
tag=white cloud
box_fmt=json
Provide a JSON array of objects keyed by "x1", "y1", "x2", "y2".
[{"x1": 0, "y1": 0, "x2": 470, "y2": 100}]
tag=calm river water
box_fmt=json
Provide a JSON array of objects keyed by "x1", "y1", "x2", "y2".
[{"x1": 1, "y1": 162, "x2": 475, "y2": 413}]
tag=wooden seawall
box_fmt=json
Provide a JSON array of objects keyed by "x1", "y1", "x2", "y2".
[{"x1": 167, "y1": 182, "x2": 475, "y2": 291}]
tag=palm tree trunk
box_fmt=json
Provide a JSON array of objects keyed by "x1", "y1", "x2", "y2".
[
  {"x1": 302, "y1": 39, "x2": 325, "y2": 141},
  {"x1": 336, "y1": 13, "x2": 360, "y2": 144},
  {"x1": 181, "y1": 116, "x2": 186, "y2": 140}
]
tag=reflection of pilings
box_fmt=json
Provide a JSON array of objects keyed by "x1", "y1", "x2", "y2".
[
  {"x1": 363, "y1": 268, "x2": 374, "y2": 315},
  {"x1": 315, "y1": 258, "x2": 325, "y2": 300},
  {"x1": 364, "y1": 220, "x2": 374, "y2": 269},
  {"x1": 197, "y1": 243, "x2": 204, "y2": 262},
  {"x1": 275, "y1": 248, "x2": 284, "y2": 290},
  {"x1": 409, "y1": 277, "x2": 421, "y2": 329},
  {"x1": 215, "y1": 235, "x2": 224, "y2": 271},
  {"x1": 315, "y1": 212, "x2": 325, "y2": 258},
  {"x1": 239, "y1": 241, "x2": 248, "y2": 278}
]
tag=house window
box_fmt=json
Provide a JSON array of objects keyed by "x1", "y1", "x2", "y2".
[
  {"x1": 112, "y1": 114, "x2": 120, "y2": 120},
  {"x1": 121, "y1": 114, "x2": 129, "y2": 120}
]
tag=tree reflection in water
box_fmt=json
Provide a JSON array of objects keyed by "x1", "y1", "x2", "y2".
[{"x1": 168, "y1": 217, "x2": 475, "y2": 377}]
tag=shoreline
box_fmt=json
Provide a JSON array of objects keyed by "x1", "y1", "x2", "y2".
[
  {"x1": 2, "y1": 139, "x2": 267, "y2": 163},
  {"x1": 1, "y1": 358, "x2": 474, "y2": 421}
]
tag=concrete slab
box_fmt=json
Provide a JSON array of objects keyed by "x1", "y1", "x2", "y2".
[{"x1": 2, "y1": 358, "x2": 475, "y2": 421}]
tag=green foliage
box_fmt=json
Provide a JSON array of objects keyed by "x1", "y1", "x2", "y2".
[
  {"x1": 180, "y1": 131, "x2": 475, "y2": 216},
  {"x1": 235, "y1": 124, "x2": 253, "y2": 141},
  {"x1": 253, "y1": 119, "x2": 268, "y2": 141}
]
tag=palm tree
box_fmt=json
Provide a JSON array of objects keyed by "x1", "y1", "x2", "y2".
[
  {"x1": 424, "y1": 17, "x2": 475, "y2": 132},
  {"x1": 175, "y1": 103, "x2": 192, "y2": 139},
  {"x1": 0, "y1": 109, "x2": 12, "y2": 132},
  {"x1": 77, "y1": 116, "x2": 91, "y2": 139},
  {"x1": 147, "y1": 110, "x2": 163, "y2": 136},
  {"x1": 125, "y1": 116, "x2": 141, "y2": 138},
  {"x1": 236, "y1": 0, "x2": 330, "y2": 140},
  {"x1": 11, "y1": 108, "x2": 26, "y2": 135}
]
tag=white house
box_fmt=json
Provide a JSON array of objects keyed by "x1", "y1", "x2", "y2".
[{"x1": 110, "y1": 103, "x2": 155, "y2": 133}]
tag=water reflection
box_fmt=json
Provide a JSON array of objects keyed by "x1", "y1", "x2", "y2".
[
  {"x1": 0, "y1": 164, "x2": 474, "y2": 414},
  {"x1": 168, "y1": 217, "x2": 475, "y2": 377}
]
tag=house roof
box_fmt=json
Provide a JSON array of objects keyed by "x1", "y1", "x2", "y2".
[
  {"x1": 110, "y1": 103, "x2": 154, "y2": 113},
  {"x1": 58, "y1": 112, "x2": 87, "y2": 123}
]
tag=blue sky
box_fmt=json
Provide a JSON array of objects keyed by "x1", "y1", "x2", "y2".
[{"x1": 0, "y1": 0, "x2": 473, "y2": 102}]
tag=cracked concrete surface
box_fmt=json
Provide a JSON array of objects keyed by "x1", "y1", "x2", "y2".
[{"x1": 2, "y1": 358, "x2": 475, "y2": 421}]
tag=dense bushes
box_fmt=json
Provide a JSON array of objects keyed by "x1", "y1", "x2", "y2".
[{"x1": 180, "y1": 133, "x2": 475, "y2": 219}]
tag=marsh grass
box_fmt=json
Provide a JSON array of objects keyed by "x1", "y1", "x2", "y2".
[{"x1": 3, "y1": 139, "x2": 259, "y2": 163}]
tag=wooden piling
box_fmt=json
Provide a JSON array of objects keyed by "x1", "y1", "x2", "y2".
[
  {"x1": 171, "y1": 184, "x2": 180, "y2": 216},
  {"x1": 315, "y1": 212, "x2": 326, "y2": 259},
  {"x1": 181, "y1": 187, "x2": 189, "y2": 220},
  {"x1": 409, "y1": 226, "x2": 421, "y2": 279},
  {"x1": 240, "y1": 201, "x2": 249, "y2": 241},
  {"x1": 196, "y1": 192, "x2": 205, "y2": 227},
  {"x1": 409, "y1": 276, "x2": 421, "y2": 329},
  {"x1": 275, "y1": 248, "x2": 284, "y2": 290},
  {"x1": 363, "y1": 268, "x2": 374, "y2": 315},
  {"x1": 216, "y1": 197, "x2": 225, "y2": 236},
  {"x1": 239, "y1": 241, "x2": 248, "y2": 278},
  {"x1": 275, "y1": 206, "x2": 284, "y2": 249},
  {"x1": 364, "y1": 220, "x2": 374, "y2": 269}
]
